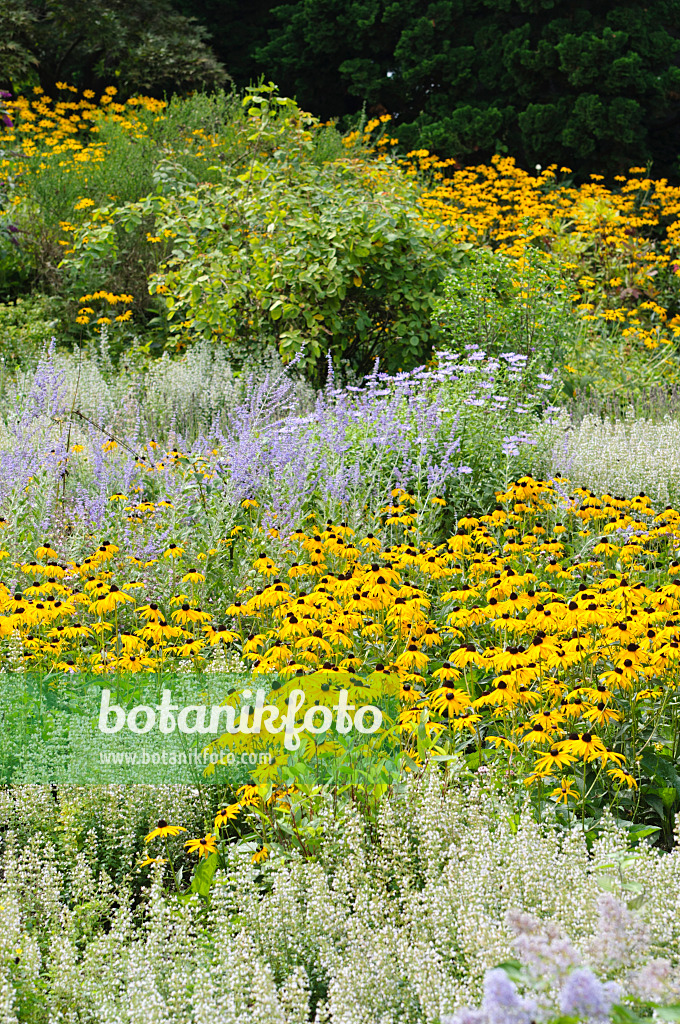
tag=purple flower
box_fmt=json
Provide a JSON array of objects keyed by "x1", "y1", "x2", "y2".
[
  {"x1": 442, "y1": 1010, "x2": 486, "y2": 1024},
  {"x1": 559, "y1": 968, "x2": 620, "y2": 1022},
  {"x1": 480, "y1": 969, "x2": 538, "y2": 1024}
]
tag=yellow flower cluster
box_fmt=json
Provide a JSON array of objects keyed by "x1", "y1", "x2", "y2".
[
  {"x1": 3, "y1": 475, "x2": 680, "y2": 805},
  {"x1": 76, "y1": 291, "x2": 134, "y2": 325},
  {"x1": 3, "y1": 87, "x2": 163, "y2": 172},
  {"x1": 396, "y1": 151, "x2": 680, "y2": 355}
]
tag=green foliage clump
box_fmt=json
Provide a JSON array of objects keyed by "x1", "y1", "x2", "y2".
[
  {"x1": 433, "y1": 247, "x2": 581, "y2": 370},
  {"x1": 0, "y1": 295, "x2": 61, "y2": 370},
  {"x1": 60, "y1": 86, "x2": 456, "y2": 381}
]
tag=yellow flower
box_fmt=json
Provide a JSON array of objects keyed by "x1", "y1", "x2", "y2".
[
  {"x1": 550, "y1": 779, "x2": 579, "y2": 804},
  {"x1": 171, "y1": 604, "x2": 211, "y2": 625},
  {"x1": 533, "y1": 747, "x2": 575, "y2": 774},
  {"x1": 182, "y1": 569, "x2": 206, "y2": 583},
  {"x1": 35, "y1": 543, "x2": 58, "y2": 559},
  {"x1": 144, "y1": 821, "x2": 186, "y2": 843},
  {"x1": 432, "y1": 662, "x2": 461, "y2": 682},
  {"x1": 252, "y1": 845, "x2": 269, "y2": 864},
  {"x1": 214, "y1": 804, "x2": 241, "y2": 829},
  {"x1": 561, "y1": 732, "x2": 607, "y2": 761},
  {"x1": 237, "y1": 783, "x2": 262, "y2": 806},
  {"x1": 608, "y1": 768, "x2": 638, "y2": 789},
  {"x1": 185, "y1": 834, "x2": 218, "y2": 858}
]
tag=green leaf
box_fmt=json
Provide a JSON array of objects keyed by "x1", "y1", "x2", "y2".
[
  {"x1": 655, "y1": 1007, "x2": 680, "y2": 1022},
  {"x1": 189, "y1": 852, "x2": 220, "y2": 900},
  {"x1": 627, "y1": 826, "x2": 660, "y2": 842},
  {"x1": 610, "y1": 1006, "x2": 649, "y2": 1023},
  {"x1": 493, "y1": 960, "x2": 523, "y2": 983}
]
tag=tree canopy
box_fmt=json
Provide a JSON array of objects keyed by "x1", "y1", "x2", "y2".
[
  {"x1": 3, "y1": 0, "x2": 680, "y2": 178},
  {"x1": 0, "y1": 0, "x2": 228, "y2": 96},
  {"x1": 250, "y1": 0, "x2": 680, "y2": 177}
]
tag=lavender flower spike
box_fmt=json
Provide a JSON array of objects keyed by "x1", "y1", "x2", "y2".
[
  {"x1": 559, "y1": 968, "x2": 620, "y2": 1022},
  {"x1": 481, "y1": 969, "x2": 538, "y2": 1024}
]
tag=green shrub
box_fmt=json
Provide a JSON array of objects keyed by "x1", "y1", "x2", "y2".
[
  {"x1": 432, "y1": 245, "x2": 581, "y2": 370},
  {"x1": 0, "y1": 294, "x2": 61, "y2": 368},
  {"x1": 61, "y1": 86, "x2": 458, "y2": 381}
]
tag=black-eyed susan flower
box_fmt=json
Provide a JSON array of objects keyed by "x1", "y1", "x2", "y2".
[
  {"x1": 432, "y1": 662, "x2": 461, "y2": 683},
  {"x1": 394, "y1": 644, "x2": 429, "y2": 672},
  {"x1": 144, "y1": 821, "x2": 186, "y2": 843},
  {"x1": 181, "y1": 568, "x2": 206, "y2": 584},
  {"x1": 533, "y1": 747, "x2": 575, "y2": 774},
  {"x1": 584, "y1": 702, "x2": 621, "y2": 727},
  {"x1": 214, "y1": 804, "x2": 240, "y2": 829},
  {"x1": 562, "y1": 732, "x2": 607, "y2": 761},
  {"x1": 429, "y1": 685, "x2": 471, "y2": 716},
  {"x1": 185, "y1": 834, "x2": 218, "y2": 859},
  {"x1": 550, "y1": 779, "x2": 580, "y2": 804},
  {"x1": 253, "y1": 553, "x2": 278, "y2": 576},
  {"x1": 608, "y1": 767, "x2": 638, "y2": 788},
  {"x1": 171, "y1": 604, "x2": 211, "y2": 626},
  {"x1": 237, "y1": 784, "x2": 261, "y2": 806},
  {"x1": 35, "y1": 543, "x2": 58, "y2": 559},
  {"x1": 138, "y1": 856, "x2": 167, "y2": 868}
]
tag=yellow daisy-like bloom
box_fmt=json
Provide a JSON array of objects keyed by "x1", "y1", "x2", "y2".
[
  {"x1": 214, "y1": 804, "x2": 241, "y2": 830},
  {"x1": 185, "y1": 834, "x2": 218, "y2": 859},
  {"x1": 116, "y1": 652, "x2": 156, "y2": 672},
  {"x1": 136, "y1": 602, "x2": 163, "y2": 622},
  {"x1": 171, "y1": 604, "x2": 211, "y2": 625},
  {"x1": 35, "y1": 544, "x2": 58, "y2": 560},
  {"x1": 252, "y1": 845, "x2": 269, "y2": 864},
  {"x1": 394, "y1": 644, "x2": 429, "y2": 671},
  {"x1": 136, "y1": 619, "x2": 183, "y2": 642},
  {"x1": 163, "y1": 544, "x2": 185, "y2": 559},
  {"x1": 144, "y1": 821, "x2": 187, "y2": 843},
  {"x1": 550, "y1": 779, "x2": 580, "y2": 804},
  {"x1": 87, "y1": 588, "x2": 129, "y2": 616},
  {"x1": 432, "y1": 662, "x2": 461, "y2": 682},
  {"x1": 237, "y1": 783, "x2": 262, "y2": 806},
  {"x1": 360, "y1": 534, "x2": 382, "y2": 552},
  {"x1": 608, "y1": 767, "x2": 638, "y2": 789},
  {"x1": 561, "y1": 732, "x2": 607, "y2": 761},
  {"x1": 584, "y1": 702, "x2": 622, "y2": 728},
  {"x1": 533, "y1": 747, "x2": 575, "y2": 774},
  {"x1": 138, "y1": 856, "x2": 167, "y2": 868},
  {"x1": 253, "y1": 554, "x2": 278, "y2": 576},
  {"x1": 522, "y1": 722, "x2": 555, "y2": 746},
  {"x1": 429, "y1": 685, "x2": 471, "y2": 716},
  {"x1": 181, "y1": 569, "x2": 206, "y2": 584}
]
